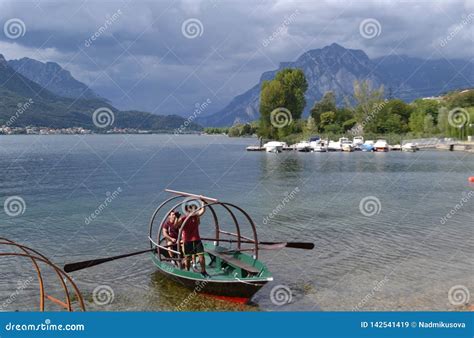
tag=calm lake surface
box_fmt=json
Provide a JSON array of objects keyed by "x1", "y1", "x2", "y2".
[{"x1": 0, "y1": 135, "x2": 472, "y2": 311}]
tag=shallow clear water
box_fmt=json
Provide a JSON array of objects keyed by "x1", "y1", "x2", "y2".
[{"x1": 0, "y1": 135, "x2": 472, "y2": 311}]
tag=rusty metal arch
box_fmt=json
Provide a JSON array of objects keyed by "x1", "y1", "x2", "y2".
[
  {"x1": 148, "y1": 190, "x2": 260, "y2": 260},
  {"x1": 0, "y1": 238, "x2": 85, "y2": 311}
]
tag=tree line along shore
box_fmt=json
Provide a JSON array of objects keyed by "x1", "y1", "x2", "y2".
[{"x1": 204, "y1": 68, "x2": 474, "y2": 145}]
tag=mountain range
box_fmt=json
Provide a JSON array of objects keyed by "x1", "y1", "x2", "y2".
[
  {"x1": 2, "y1": 43, "x2": 472, "y2": 130},
  {"x1": 8, "y1": 57, "x2": 101, "y2": 100},
  {"x1": 199, "y1": 43, "x2": 474, "y2": 126},
  {"x1": 0, "y1": 54, "x2": 201, "y2": 131}
]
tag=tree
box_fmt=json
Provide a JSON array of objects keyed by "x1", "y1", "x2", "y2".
[
  {"x1": 274, "y1": 68, "x2": 308, "y2": 120},
  {"x1": 305, "y1": 116, "x2": 317, "y2": 135},
  {"x1": 259, "y1": 80, "x2": 286, "y2": 138},
  {"x1": 411, "y1": 99, "x2": 440, "y2": 122},
  {"x1": 352, "y1": 80, "x2": 384, "y2": 125},
  {"x1": 423, "y1": 114, "x2": 436, "y2": 134},
  {"x1": 409, "y1": 110, "x2": 426, "y2": 133},
  {"x1": 320, "y1": 111, "x2": 336, "y2": 130},
  {"x1": 310, "y1": 92, "x2": 336, "y2": 124},
  {"x1": 259, "y1": 68, "x2": 308, "y2": 138}
]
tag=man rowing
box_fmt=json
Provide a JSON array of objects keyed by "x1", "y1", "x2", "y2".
[
  {"x1": 162, "y1": 210, "x2": 180, "y2": 261},
  {"x1": 179, "y1": 200, "x2": 210, "y2": 278}
]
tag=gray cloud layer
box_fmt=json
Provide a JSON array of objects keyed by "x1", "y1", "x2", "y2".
[{"x1": 0, "y1": 0, "x2": 472, "y2": 116}]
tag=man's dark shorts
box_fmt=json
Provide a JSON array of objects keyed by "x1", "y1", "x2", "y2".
[{"x1": 183, "y1": 240, "x2": 204, "y2": 257}]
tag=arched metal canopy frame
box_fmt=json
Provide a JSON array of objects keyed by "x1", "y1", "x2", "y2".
[
  {"x1": 0, "y1": 237, "x2": 86, "y2": 312},
  {"x1": 148, "y1": 192, "x2": 259, "y2": 262}
]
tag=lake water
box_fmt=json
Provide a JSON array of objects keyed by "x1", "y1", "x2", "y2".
[{"x1": 0, "y1": 135, "x2": 472, "y2": 311}]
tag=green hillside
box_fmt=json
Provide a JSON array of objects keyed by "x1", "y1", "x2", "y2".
[{"x1": 0, "y1": 55, "x2": 201, "y2": 132}]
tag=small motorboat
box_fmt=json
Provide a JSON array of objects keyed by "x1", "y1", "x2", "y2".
[
  {"x1": 327, "y1": 140, "x2": 342, "y2": 151},
  {"x1": 246, "y1": 146, "x2": 264, "y2": 151},
  {"x1": 295, "y1": 141, "x2": 312, "y2": 152},
  {"x1": 341, "y1": 139, "x2": 354, "y2": 152},
  {"x1": 311, "y1": 143, "x2": 327, "y2": 152},
  {"x1": 352, "y1": 136, "x2": 364, "y2": 151},
  {"x1": 309, "y1": 137, "x2": 326, "y2": 152},
  {"x1": 402, "y1": 142, "x2": 417, "y2": 152},
  {"x1": 390, "y1": 144, "x2": 402, "y2": 151},
  {"x1": 361, "y1": 140, "x2": 375, "y2": 152},
  {"x1": 263, "y1": 141, "x2": 285, "y2": 153},
  {"x1": 374, "y1": 139, "x2": 389, "y2": 152}
]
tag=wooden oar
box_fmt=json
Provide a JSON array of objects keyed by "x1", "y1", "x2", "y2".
[
  {"x1": 165, "y1": 189, "x2": 218, "y2": 203},
  {"x1": 201, "y1": 238, "x2": 314, "y2": 250},
  {"x1": 64, "y1": 248, "x2": 155, "y2": 273}
]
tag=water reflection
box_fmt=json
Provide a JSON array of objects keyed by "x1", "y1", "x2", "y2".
[
  {"x1": 147, "y1": 271, "x2": 258, "y2": 311},
  {"x1": 258, "y1": 153, "x2": 304, "y2": 180}
]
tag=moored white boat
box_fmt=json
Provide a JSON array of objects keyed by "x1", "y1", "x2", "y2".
[
  {"x1": 352, "y1": 136, "x2": 364, "y2": 151},
  {"x1": 402, "y1": 142, "x2": 417, "y2": 152},
  {"x1": 309, "y1": 137, "x2": 327, "y2": 152},
  {"x1": 263, "y1": 141, "x2": 286, "y2": 153},
  {"x1": 340, "y1": 138, "x2": 354, "y2": 152},
  {"x1": 311, "y1": 141, "x2": 327, "y2": 152},
  {"x1": 327, "y1": 140, "x2": 342, "y2": 151},
  {"x1": 374, "y1": 139, "x2": 389, "y2": 152},
  {"x1": 295, "y1": 141, "x2": 312, "y2": 152}
]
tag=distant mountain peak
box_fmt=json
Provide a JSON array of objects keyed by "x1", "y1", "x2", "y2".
[
  {"x1": 7, "y1": 56, "x2": 101, "y2": 100},
  {"x1": 0, "y1": 54, "x2": 7, "y2": 67},
  {"x1": 199, "y1": 43, "x2": 474, "y2": 127}
]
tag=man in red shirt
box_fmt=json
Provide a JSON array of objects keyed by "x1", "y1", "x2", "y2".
[
  {"x1": 179, "y1": 201, "x2": 209, "y2": 277},
  {"x1": 162, "y1": 211, "x2": 180, "y2": 260}
]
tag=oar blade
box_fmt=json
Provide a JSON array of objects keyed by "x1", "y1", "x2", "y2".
[
  {"x1": 259, "y1": 241, "x2": 314, "y2": 250},
  {"x1": 285, "y1": 242, "x2": 314, "y2": 250}
]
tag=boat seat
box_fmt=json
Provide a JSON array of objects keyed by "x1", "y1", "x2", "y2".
[{"x1": 206, "y1": 249, "x2": 260, "y2": 274}]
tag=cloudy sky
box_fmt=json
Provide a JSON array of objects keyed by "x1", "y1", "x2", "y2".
[{"x1": 0, "y1": 0, "x2": 472, "y2": 116}]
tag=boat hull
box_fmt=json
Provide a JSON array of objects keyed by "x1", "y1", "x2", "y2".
[
  {"x1": 151, "y1": 244, "x2": 272, "y2": 301},
  {"x1": 154, "y1": 265, "x2": 268, "y2": 299}
]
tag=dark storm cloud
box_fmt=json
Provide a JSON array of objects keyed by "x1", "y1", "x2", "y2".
[{"x1": 0, "y1": 0, "x2": 472, "y2": 116}]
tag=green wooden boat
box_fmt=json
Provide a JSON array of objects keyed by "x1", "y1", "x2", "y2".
[
  {"x1": 148, "y1": 189, "x2": 274, "y2": 302},
  {"x1": 63, "y1": 189, "x2": 312, "y2": 304}
]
